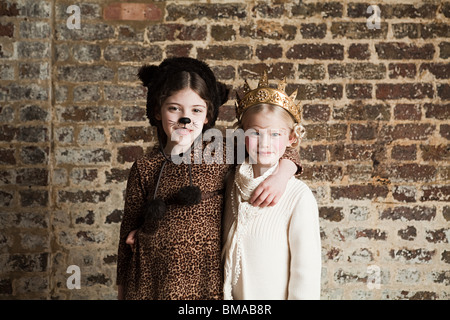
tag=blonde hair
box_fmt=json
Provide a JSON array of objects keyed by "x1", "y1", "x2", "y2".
[{"x1": 237, "y1": 104, "x2": 305, "y2": 150}]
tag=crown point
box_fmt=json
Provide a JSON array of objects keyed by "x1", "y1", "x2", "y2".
[
  {"x1": 258, "y1": 70, "x2": 269, "y2": 88},
  {"x1": 277, "y1": 77, "x2": 287, "y2": 91},
  {"x1": 243, "y1": 80, "x2": 251, "y2": 93},
  {"x1": 289, "y1": 89, "x2": 298, "y2": 101}
]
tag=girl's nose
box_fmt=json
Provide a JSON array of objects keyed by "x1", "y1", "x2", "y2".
[
  {"x1": 259, "y1": 131, "x2": 272, "y2": 147},
  {"x1": 178, "y1": 117, "x2": 191, "y2": 125}
]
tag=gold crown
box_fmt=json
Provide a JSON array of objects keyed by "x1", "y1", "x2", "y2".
[{"x1": 235, "y1": 70, "x2": 301, "y2": 123}]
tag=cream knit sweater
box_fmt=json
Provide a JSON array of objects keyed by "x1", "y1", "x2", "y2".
[{"x1": 222, "y1": 160, "x2": 321, "y2": 300}]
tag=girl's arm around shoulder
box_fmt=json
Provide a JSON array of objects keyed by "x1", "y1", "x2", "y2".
[{"x1": 249, "y1": 148, "x2": 301, "y2": 207}]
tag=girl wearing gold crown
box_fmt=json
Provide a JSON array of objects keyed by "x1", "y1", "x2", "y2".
[
  {"x1": 222, "y1": 71, "x2": 322, "y2": 300},
  {"x1": 117, "y1": 58, "x2": 302, "y2": 300}
]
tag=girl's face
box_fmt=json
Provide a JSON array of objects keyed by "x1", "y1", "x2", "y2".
[
  {"x1": 243, "y1": 110, "x2": 295, "y2": 168},
  {"x1": 156, "y1": 88, "x2": 208, "y2": 153}
]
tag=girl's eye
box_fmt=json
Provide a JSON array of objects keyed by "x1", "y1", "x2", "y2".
[
  {"x1": 193, "y1": 108, "x2": 204, "y2": 113},
  {"x1": 271, "y1": 132, "x2": 281, "y2": 137},
  {"x1": 250, "y1": 131, "x2": 259, "y2": 136},
  {"x1": 168, "y1": 106, "x2": 179, "y2": 111}
]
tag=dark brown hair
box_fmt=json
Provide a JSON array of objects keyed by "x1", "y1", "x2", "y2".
[{"x1": 138, "y1": 57, "x2": 229, "y2": 147}]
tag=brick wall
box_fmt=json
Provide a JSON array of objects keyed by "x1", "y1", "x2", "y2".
[{"x1": 0, "y1": 0, "x2": 448, "y2": 300}]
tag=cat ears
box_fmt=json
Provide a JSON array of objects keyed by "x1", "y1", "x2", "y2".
[
  {"x1": 217, "y1": 82, "x2": 230, "y2": 106},
  {"x1": 137, "y1": 65, "x2": 159, "y2": 87}
]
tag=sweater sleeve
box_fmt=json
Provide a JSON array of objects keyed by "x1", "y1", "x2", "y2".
[
  {"x1": 116, "y1": 161, "x2": 146, "y2": 285},
  {"x1": 287, "y1": 186, "x2": 322, "y2": 299}
]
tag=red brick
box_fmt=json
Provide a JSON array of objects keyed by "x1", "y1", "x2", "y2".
[
  {"x1": 347, "y1": 3, "x2": 436, "y2": 19},
  {"x1": 166, "y1": 44, "x2": 193, "y2": 58},
  {"x1": 319, "y1": 207, "x2": 344, "y2": 222},
  {"x1": 0, "y1": 2, "x2": 19, "y2": 16},
  {"x1": 0, "y1": 148, "x2": 15, "y2": 165},
  {"x1": 302, "y1": 104, "x2": 330, "y2": 122},
  {"x1": 421, "y1": 186, "x2": 450, "y2": 202},
  {"x1": 348, "y1": 43, "x2": 370, "y2": 60},
  {"x1": 389, "y1": 249, "x2": 435, "y2": 263},
  {"x1": 104, "y1": 3, "x2": 163, "y2": 21},
  {"x1": 391, "y1": 145, "x2": 417, "y2": 161},
  {"x1": 298, "y1": 64, "x2": 326, "y2": 80},
  {"x1": 424, "y1": 103, "x2": 450, "y2": 120},
  {"x1": 300, "y1": 145, "x2": 327, "y2": 162},
  {"x1": 437, "y1": 84, "x2": 450, "y2": 100},
  {"x1": 333, "y1": 103, "x2": 390, "y2": 121},
  {"x1": 297, "y1": 84, "x2": 343, "y2": 100},
  {"x1": 198, "y1": 45, "x2": 252, "y2": 60},
  {"x1": 16, "y1": 169, "x2": 48, "y2": 186},
  {"x1": 356, "y1": 229, "x2": 387, "y2": 240},
  {"x1": 292, "y1": 2, "x2": 343, "y2": 18},
  {"x1": 398, "y1": 226, "x2": 417, "y2": 241},
  {"x1": 381, "y1": 124, "x2": 435, "y2": 141},
  {"x1": 394, "y1": 104, "x2": 421, "y2": 120},
  {"x1": 420, "y1": 63, "x2": 450, "y2": 79},
  {"x1": 238, "y1": 63, "x2": 294, "y2": 80},
  {"x1": 328, "y1": 63, "x2": 385, "y2": 79},
  {"x1": 346, "y1": 84, "x2": 372, "y2": 99},
  {"x1": 389, "y1": 63, "x2": 416, "y2": 78},
  {"x1": 387, "y1": 164, "x2": 436, "y2": 182},
  {"x1": 380, "y1": 206, "x2": 436, "y2": 221},
  {"x1": 286, "y1": 44, "x2": 344, "y2": 60},
  {"x1": 211, "y1": 25, "x2": 236, "y2": 41},
  {"x1": 252, "y1": 2, "x2": 285, "y2": 18},
  {"x1": 166, "y1": 3, "x2": 246, "y2": 21},
  {"x1": 376, "y1": 83, "x2": 434, "y2": 100},
  {"x1": 439, "y1": 42, "x2": 450, "y2": 59},
  {"x1": 331, "y1": 184, "x2": 389, "y2": 200},
  {"x1": 117, "y1": 146, "x2": 144, "y2": 164},
  {"x1": 301, "y1": 164, "x2": 343, "y2": 182},
  {"x1": 331, "y1": 22, "x2": 388, "y2": 39},
  {"x1": 426, "y1": 228, "x2": 449, "y2": 243},
  {"x1": 421, "y1": 144, "x2": 450, "y2": 161},
  {"x1": 218, "y1": 104, "x2": 236, "y2": 122},
  {"x1": 350, "y1": 124, "x2": 377, "y2": 140},
  {"x1": 147, "y1": 24, "x2": 207, "y2": 42},
  {"x1": 441, "y1": 125, "x2": 450, "y2": 140},
  {"x1": 0, "y1": 22, "x2": 14, "y2": 38},
  {"x1": 240, "y1": 23, "x2": 296, "y2": 41},
  {"x1": 392, "y1": 186, "x2": 417, "y2": 203},
  {"x1": 421, "y1": 23, "x2": 450, "y2": 39},
  {"x1": 329, "y1": 144, "x2": 374, "y2": 161},
  {"x1": 300, "y1": 23, "x2": 326, "y2": 39},
  {"x1": 376, "y1": 42, "x2": 435, "y2": 60},
  {"x1": 58, "y1": 190, "x2": 110, "y2": 203},
  {"x1": 303, "y1": 123, "x2": 347, "y2": 141},
  {"x1": 256, "y1": 44, "x2": 283, "y2": 60}
]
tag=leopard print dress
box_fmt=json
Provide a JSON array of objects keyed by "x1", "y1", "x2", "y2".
[{"x1": 116, "y1": 140, "x2": 301, "y2": 300}]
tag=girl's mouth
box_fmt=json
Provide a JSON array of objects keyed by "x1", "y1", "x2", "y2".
[
  {"x1": 175, "y1": 128, "x2": 193, "y2": 136},
  {"x1": 258, "y1": 151, "x2": 274, "y2": 157}
]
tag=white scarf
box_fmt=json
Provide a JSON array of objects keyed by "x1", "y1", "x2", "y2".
[{"x1": 223, "y1": 159, "x2": 278, "y2": 300}]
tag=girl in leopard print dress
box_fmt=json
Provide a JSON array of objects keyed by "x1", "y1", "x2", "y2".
[{"x1": 116, "y1": 57, "x2": 301, "y2": 300}]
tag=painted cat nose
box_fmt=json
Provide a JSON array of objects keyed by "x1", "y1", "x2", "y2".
[{"x1": 178, "y1": 117, "x2": 191, "y2": 125}]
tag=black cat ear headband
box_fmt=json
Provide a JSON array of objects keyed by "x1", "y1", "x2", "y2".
[{"x1": 138, "y1": 57, "x2": 229, "y2": 130}]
